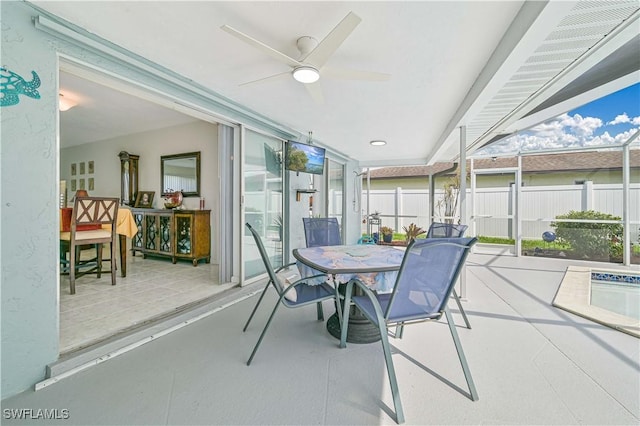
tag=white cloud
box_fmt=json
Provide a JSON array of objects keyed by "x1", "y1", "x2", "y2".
[
  {"x1": 608, "y1": 113, "x2": 630, "y2": 125},
  {"x1": 612, "y1": 127, "x2": 640, "y2": 144},
  {"x1": 474, "y1": 83, "x2": 640, "y2": 157},
  {"x1": 559, "y1": 113, "x2": 602, "y2": 137},
  {"x1": 606, "y1": 113, "x2": 640, "y2": 126},
  {"x1": 475, "y1": 112, "x2": 639, "y2": 157}
]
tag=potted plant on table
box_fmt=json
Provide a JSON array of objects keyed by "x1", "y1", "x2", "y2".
[
  {"x1": 380, "y1": 226, "x2": 394, "y2": 243},
  {"x1": 403, "y1": 223, "x2": 426, "y2": 244}
]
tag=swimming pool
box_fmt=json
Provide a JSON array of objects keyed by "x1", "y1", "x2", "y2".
[
  {"x1": 553, "y1": 266, "x2": 640, "y2": 337},
  {"x1": 590, "y1": 271, "x2": 640, "y2": 320}
]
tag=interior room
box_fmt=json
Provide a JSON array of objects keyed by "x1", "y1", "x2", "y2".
[
  {"x1": 58, "y1": 70, "x2": 234, "y2": 353},
  {"x1": 57, "y1": 66, "x2": 349, "y2": 354}
]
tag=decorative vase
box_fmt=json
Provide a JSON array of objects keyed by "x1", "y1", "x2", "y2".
[{"x1": 163, "y1": 190, "x2": 183, "y2": 209}]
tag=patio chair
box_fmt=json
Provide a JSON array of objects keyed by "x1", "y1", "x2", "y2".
[
  {"x1": 425, "y1": 221, "x2": 471, "y2": 329},
  {"x1": 243, "y1": 223, "x2": 341, "y2": 365},
  {"x1": 302, "y1": 217, "x2": 342, "y2": 247},
  {"x1": 426, "y1": 222, "x2": 468, "y2": 238},
  {"x1": 339, "y1": 237, "x2": 478, "y2": 424}
]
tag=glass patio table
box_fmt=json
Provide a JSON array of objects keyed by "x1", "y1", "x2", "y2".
[{"x1": 292, "y1": 244, "x2": 406, "y2": 343}]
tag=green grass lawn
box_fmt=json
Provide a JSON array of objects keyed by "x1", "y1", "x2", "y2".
[
  {"x1": 367, "y1": 233, "x2": 640, "y2": 256},
  {"x1": 476, "y1": 236, "x2": 640, "y2": 255},
  {"x1": 477, "y1": 235, "x2": 571, "y2": 250}
]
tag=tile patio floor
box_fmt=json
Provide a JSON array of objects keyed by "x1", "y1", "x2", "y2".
[{"x1": 3, "y1": 253, "x2": 639, "y2": 425}]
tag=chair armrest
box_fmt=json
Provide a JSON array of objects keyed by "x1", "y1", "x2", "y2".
[
  {"x1": 290, "y1": 272, "x2": 328, "y2": 287},
  {"x1": 290, "y1": 273, "x2": 344, "y2": 300},
  {"x1": 278, "y1": 273, "x2": 337, "y2": 304},
  {"x1": 275, "y1": 262, "x2": 298, "y2": 274}
]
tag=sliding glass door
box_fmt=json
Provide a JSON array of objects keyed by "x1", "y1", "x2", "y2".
[{"x1": 243, "y1": 129, "x2": 284, "y2": 280}]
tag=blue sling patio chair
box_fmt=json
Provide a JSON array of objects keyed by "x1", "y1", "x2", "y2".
[
  {"x1": 243, "y1": 223, "x2": 341, "y2": 365},
  {"x1": 302, "y1": 217, "x2": 342, "y2": 247},
  {"x1": 425, "y1": 222, "x2": 472, "y2": 329},
  {"x1": 426, "y1": 222, "x2": 468, "y2": 238},
  {"x1": 302, "y1": 217, "x2": 349, "y2": 333},
  {"x1": 339, "y1": 237, "x2": 478, "y2": 424}
]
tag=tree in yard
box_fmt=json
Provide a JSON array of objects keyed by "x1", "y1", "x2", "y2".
[{"x1": 436, "y1": 172, "x2": 462, "y2": 225}]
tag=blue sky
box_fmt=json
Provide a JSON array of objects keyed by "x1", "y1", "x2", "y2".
[{"x1": 476, "y1": 82, "x2": 640, "y2": 156}]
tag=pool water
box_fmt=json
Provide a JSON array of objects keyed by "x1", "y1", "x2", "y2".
[{"x1": 591, "y1": 272, "x2": 640, "y2": 320}]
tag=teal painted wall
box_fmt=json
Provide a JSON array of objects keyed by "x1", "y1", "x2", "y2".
[{"x1": 1, "y1": 2, "x2": 60, "y2": 398}]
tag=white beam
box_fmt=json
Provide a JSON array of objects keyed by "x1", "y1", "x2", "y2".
[{"x1": 459, "y1": 126, "x2": 468, "y2": 299}]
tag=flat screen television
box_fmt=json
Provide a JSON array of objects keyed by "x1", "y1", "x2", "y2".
[{"x1": 285, "y1": 140, "x2": 326, "y2": 175}]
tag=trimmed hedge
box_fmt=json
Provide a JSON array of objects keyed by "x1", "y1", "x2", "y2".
[{"x1": 551, "y1": 210, "x2": 623, "y2": 259}]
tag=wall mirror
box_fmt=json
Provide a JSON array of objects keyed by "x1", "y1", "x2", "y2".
[{"x1": 161, "y1": 151, "x2": 201, "y2": 197}]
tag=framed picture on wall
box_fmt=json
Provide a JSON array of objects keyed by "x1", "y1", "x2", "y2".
[
  {"x1": 70, "y1": 179, "x2": 76, "y2": 191},
  {"x1": 79, "y1": 178, "x2": 85, "y2": 190},
  {"x1": 88, "y1": 161, "x2": 94, "y2": 174},
  {"x1": 79, "y1": 162, "x2": 85, "y2": 175},
  {"x1": 71, "y1": 163, "x2": 77, "y2": 176},
  {"x1": 134, "y1": 191, "x2": 155, "y2": 208},
  {"x1": 88, "y1": 178, "x2": 95, "y2": 191}
]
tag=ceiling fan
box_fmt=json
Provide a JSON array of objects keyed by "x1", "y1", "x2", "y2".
[{"x1": 221, "y1": 11, "x2": 390, "y2": 103}]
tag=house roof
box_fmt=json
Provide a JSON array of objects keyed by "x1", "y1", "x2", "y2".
[{"x1": 368, "y1": 150, "x2": 640, "y2": 179}]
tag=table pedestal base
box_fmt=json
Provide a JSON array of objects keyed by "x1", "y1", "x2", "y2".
[{"x1": 326, "y1": 308, "x2": 381, "y2": 344}]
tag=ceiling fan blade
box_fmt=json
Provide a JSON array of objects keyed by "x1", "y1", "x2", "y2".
[
  {"x1": 221, "y1": 25, "x2": 302, "y2": 68},
  {"x1": 322, "y1": 66, "x2": 391, "y2": 81},
  {"x1": 305, "y1": 81, "x2": 324, "y2": 104},
  {"x1": 302, "y1": 12, "x2": 362, "y2": 69},
  {"x1": 239, "y1": 71, "x2": 290, "y2": 87}
]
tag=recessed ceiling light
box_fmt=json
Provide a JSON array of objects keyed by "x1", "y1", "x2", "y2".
[
  {"x1": 292, "y1": 66, "x2": 320, "y2": 84},
  {"x1": 370, "y1": 140, "x2": 386, "y2": 146}
]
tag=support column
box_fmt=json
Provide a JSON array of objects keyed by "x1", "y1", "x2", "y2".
[
  {"x1": 366, "y1": 168, "x2": 371, "y2": 236},
  {"x1": 621, "y1": 130, "x2": 639, "y2": 265},
  {"x1": 459, "y1": 127, "x2": 467, "y2": 226},
  {"x1": 470, "y1": 159, "x2": 476, "y2": 241},
  {"x1": 623, "y1": 144, "x2": 630, "y2": 266},
  {"x1": 516, "y1": 154, "x2": 522, "y2": 257},
  {"x1": 459, "y1": 126, "x2": 467, "y2": 299},
  {"x1": 429, "y1": 173, "x2": 435, "y2": 224}
]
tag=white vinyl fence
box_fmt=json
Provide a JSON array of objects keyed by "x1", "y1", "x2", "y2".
[{"x1": 363, "y1": 182, "x2": 640, "y2": 243}]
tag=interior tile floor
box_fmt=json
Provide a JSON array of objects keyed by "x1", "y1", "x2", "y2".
[{"x1": 59, "y1": 252, "x2": 234, "y2": 354}]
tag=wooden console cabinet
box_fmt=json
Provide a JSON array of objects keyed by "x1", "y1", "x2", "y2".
[{"x1": 131, "y1": 208, "x2": 211, "y2": 266}]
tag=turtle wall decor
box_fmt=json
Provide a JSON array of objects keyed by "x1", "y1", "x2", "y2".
[{"x1": 0, "y1": 67, "x2": 41, "y2": 107}]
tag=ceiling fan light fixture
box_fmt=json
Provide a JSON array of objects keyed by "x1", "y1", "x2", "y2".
[
  {"x1": 59, "y1": 93, "x2": 78, "y2": 112},
  {"x1": 370, "y1": 140, "x2": 387, "y2": 146},
  {"x1": 293, "y1": 66, "x2": 320, "y2": 84}
]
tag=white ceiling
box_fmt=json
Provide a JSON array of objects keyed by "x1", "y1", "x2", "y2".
[
  {"x1": 59, "y1": 72, "x2": 198, "y2": 147},
  {"x1": 34, "y1": 1, "x2": 639, "y2": 165}
]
